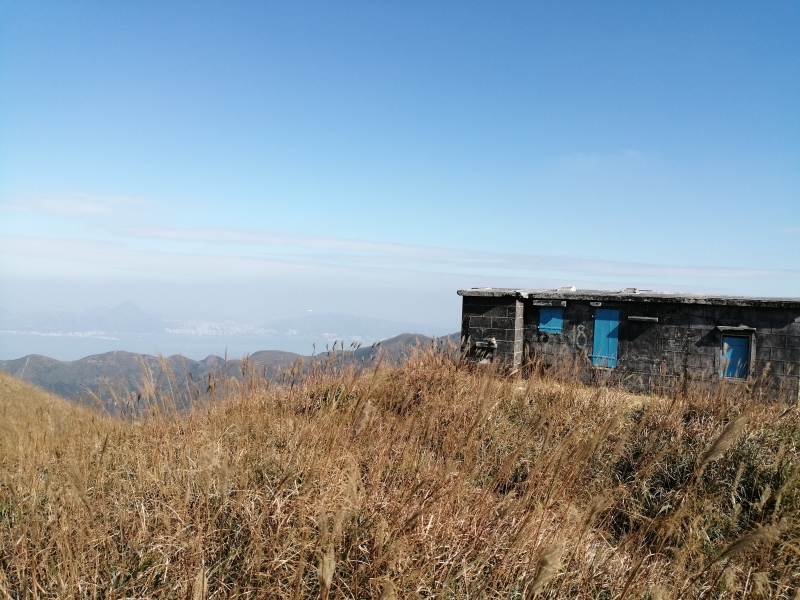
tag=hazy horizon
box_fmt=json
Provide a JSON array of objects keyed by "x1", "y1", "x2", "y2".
[{"x1": 0, "y1": 301, "x2": 457, "y2": 360}]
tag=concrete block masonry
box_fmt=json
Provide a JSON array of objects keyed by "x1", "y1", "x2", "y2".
[{"x1": 459, "y1": 287, "x2": 800, "y2": 401}]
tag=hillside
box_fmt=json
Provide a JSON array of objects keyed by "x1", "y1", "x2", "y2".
[
  {"x1": 0, "y1": 349, "x2": 797, "y2": 598},
  {"x1": 0, "y1": 333, "x2": 459, "y2": 411},
  {"x1": 0, "y1": 367, "x2": 109, "y2": 434},
  {"x1": 0, "y1": 350, "x2": 298, "y2": 401}
]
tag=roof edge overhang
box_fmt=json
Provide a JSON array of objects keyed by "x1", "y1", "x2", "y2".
[{"x1": 457, "y1": 288, "x2": 800, "y2": 309}]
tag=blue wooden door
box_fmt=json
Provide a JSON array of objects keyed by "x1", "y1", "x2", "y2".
[
  {"x1": 592, "y1": 309, "x2": 620, "y2": 368},
  {"x1": 721, "y1": 336, "x2": 749, "y2": 378}
]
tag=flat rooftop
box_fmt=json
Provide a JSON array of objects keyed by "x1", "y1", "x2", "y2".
[{"x1": 457, "y1": 287, "x2": 800, "y2": 309}]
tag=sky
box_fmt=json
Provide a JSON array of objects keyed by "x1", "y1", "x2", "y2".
[{"x1": 1, "y1": 1, "x2": 798, "y2": 330}]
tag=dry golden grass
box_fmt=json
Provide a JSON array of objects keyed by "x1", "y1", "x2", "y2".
[{"x1": 0, "y1": 345, "x2": 798, "y2": 598}]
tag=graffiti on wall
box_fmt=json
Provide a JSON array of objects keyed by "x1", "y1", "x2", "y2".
[{"x1": 572, "y1": 324, "x2": 588, "y2": 349}]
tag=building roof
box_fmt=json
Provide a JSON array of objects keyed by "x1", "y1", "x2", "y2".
[{"x1": 457, "y1": 287, "x2": 800, "y2": 309}]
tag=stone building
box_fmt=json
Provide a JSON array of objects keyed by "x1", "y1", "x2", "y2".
[{"x1": 458, "y1": 287, "x2": 800, "y2": 400}]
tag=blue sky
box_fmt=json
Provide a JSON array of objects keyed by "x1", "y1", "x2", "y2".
[{"x1": 1, "y1": 1, "x2": 798, "y2": 327}]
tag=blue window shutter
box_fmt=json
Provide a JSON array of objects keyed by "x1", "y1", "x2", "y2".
[
  {"x1": 539, "y1": 307, "x2": 564, "y2": 333},
  {"x1": 592, "y1": 309, "x2": 619, "y2": 368},
  {"x1": 721, "y1": 336, "x2": 749, "y2": 378}
]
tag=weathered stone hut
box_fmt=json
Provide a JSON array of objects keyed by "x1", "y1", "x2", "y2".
[{"x1": 458, "y1": 287, "x2": 800, "y2": 400}]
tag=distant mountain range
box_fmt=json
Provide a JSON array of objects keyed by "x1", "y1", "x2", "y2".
[{"x1": 0, "y1": 332, "x2": 460, "y2": 414}]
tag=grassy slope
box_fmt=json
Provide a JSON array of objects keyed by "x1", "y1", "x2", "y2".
[
  {"x1": 0, "y1": 348, "x2": 798, "y2": 599},
  {"x1": 0, "y1": 332, "x2": 457, "y2": 404}
]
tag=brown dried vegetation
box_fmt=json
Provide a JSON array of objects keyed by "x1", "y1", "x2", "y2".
[{"x1": 0, "y1": 344, "x2": 798, "y2": 598}]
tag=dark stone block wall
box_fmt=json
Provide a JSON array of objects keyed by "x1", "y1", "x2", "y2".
[
  {"x1": 462, "y1": 294, "x2": 800, "y2": 401},
  {"x1": 460, "y1": 295, "x2": 524, "y2": 366}
]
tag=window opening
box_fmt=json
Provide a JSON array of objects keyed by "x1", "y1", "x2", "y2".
[
  {"x1": 539, "y1": 307, "x2": 564, "y2": 334},
  {"x1": 721, "y1": 335, "x2": 750, "y2": 379}
]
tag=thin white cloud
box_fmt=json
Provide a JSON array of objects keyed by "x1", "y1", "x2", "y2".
[
  {"x1": 2, "y1": 189, "x2": 798, "y2": 290},
  {"x1": 2, "y1": 231, "x2": 798, "y2": 284},
  {"x1": 113, "y1": 226, "x2": 800, "y2": 280},
  {"x1": 116, "y1": 226, "x2": 467, "y2": 258},
  {"x1": 0, "y1": 191, "x2": 161, "y2": 221}
]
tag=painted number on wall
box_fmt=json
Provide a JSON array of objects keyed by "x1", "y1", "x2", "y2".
[{"x1": 573, "y1": 325, "x2": 587, "y2": 349}]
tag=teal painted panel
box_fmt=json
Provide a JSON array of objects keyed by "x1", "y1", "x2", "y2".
[
  {"x1": 592, "y1": 308, "x2": 620, "y2": 368},
  {"x1": 539, "y1": 307, "x2": 564, "y2": 333},
  {"x1": 722, "y1": 335, "x2": 749, "y2": 378}
]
